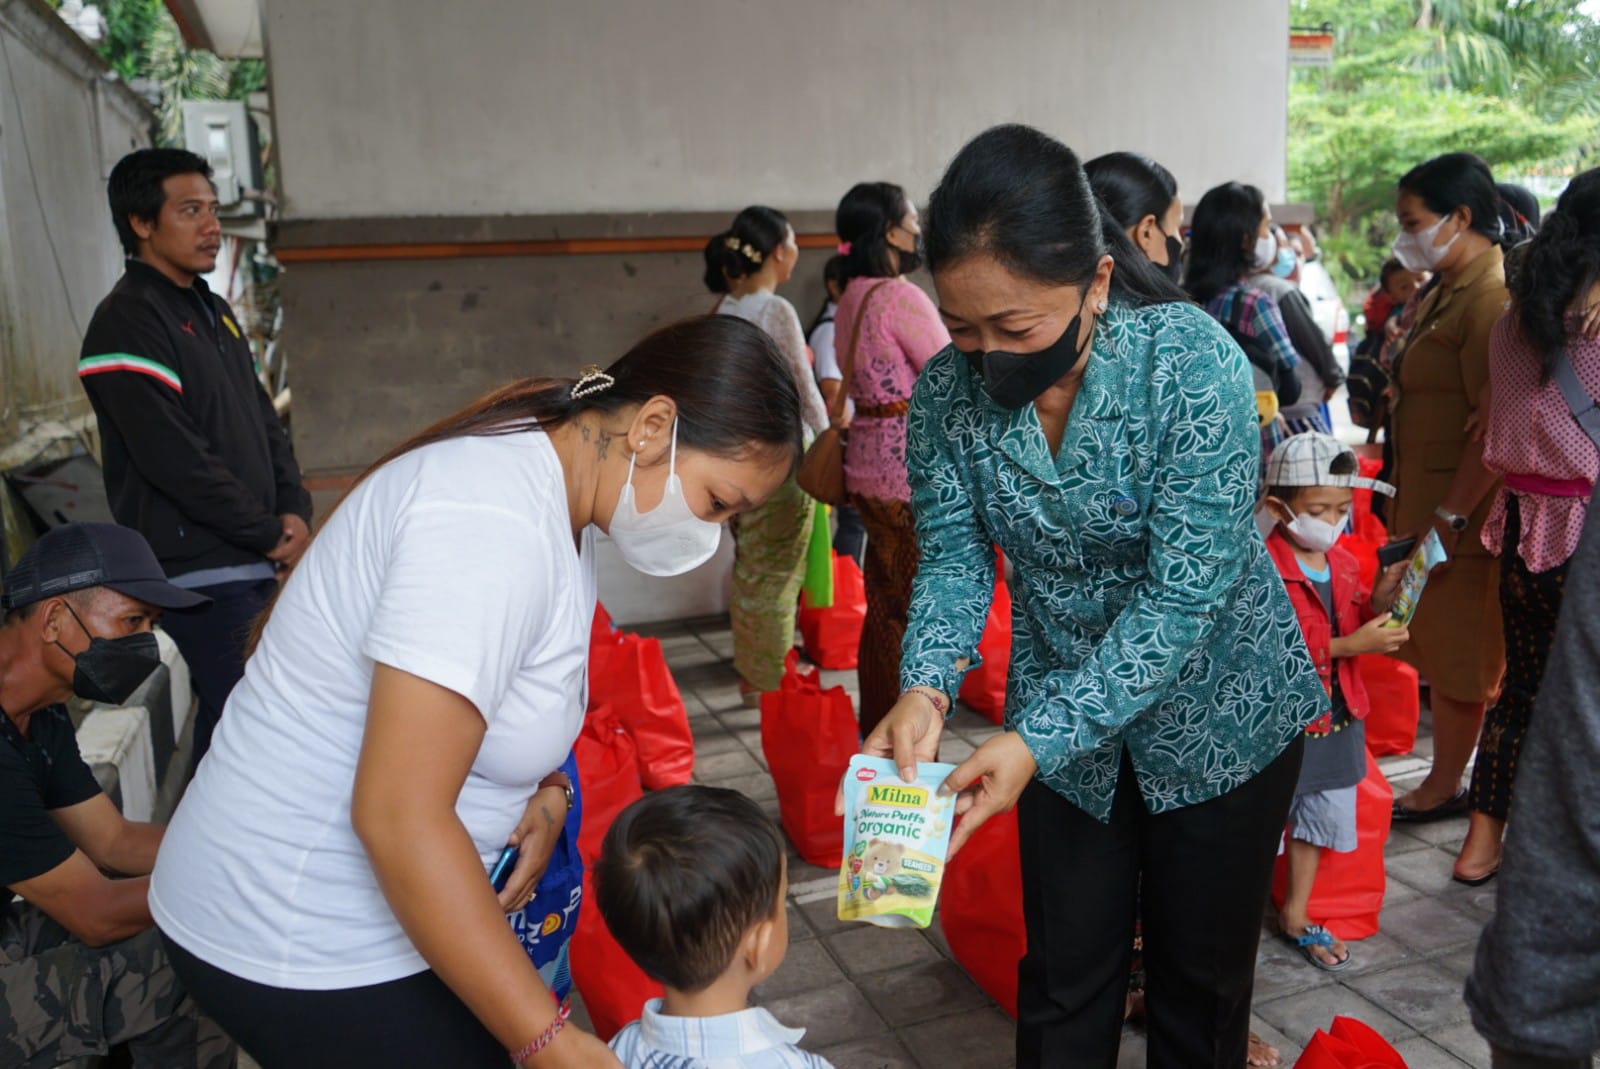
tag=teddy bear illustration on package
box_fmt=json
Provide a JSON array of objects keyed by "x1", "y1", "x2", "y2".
[{"x1": 837, "y1": 755, "x2": 957, "y2": 929}]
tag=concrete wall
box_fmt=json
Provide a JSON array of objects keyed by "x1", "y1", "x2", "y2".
[
  {"x1": 267, "y1": 1, "x2": 1290, "y2": 483},
  {"x1": 263, "y1": 0, "x2": 1288, "y2": 217},
  {"x1": 262, "y1": 0, "x2": 1293, "y2": 619},
  {"x1": 0, "y1": 0, "x2": 152, "y2": 449}
]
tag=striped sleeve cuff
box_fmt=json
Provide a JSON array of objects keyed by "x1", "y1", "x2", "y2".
[{"x1": 78, "y1": 353, "x2": 183, "y2": 393}]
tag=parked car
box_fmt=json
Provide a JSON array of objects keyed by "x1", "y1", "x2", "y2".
[{"x1": 1298, "y1": 260, "x2": 1351, "y2": 372}]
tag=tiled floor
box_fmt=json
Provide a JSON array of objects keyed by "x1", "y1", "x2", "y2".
[{"x1": 582, "y1": 614, "x2": 1535, "y2": 1069}]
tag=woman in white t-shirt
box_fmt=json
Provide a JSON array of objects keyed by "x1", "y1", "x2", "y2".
[
  {"x1": 149, "y1": 316, "x2": 806, "y2": 1068},
  {"x1": 703, "y1": 207, "x2": 829, "y2": 703}
]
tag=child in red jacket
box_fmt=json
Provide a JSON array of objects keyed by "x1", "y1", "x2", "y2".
[{"x1": 1262, "y1": 433, "x2": 1410, "y2": 972}]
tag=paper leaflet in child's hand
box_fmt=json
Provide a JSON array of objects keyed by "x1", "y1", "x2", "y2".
[{"x1": 838, "y1": 755, "x2": 958, "y2": 929}]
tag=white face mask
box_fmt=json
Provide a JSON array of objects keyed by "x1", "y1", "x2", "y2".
[
  {"x1": 609, "y1": 420, "x2": 723, "y2": 577},
  {"x1": 1392, "y1": 215, "x2": 1459, "y2": 272},
  {"x1": 1284, "y1": 510, "x2": 1345, "y2": 554},
  {"x1": 1251, "y1": 232, "x2": 1279, "y2": 272}
]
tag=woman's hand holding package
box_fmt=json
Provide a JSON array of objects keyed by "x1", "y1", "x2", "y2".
[
  {"x1": 837, "y1": 689, "x2": 946, "y2": 817},
  {"x1": 939, "y1": 732, "x2": 1038, "y2": 859}
]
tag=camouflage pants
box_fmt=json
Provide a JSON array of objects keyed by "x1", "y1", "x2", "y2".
[{"x1": 0, "y1": 904, "x2": 235, "y2": 1069}]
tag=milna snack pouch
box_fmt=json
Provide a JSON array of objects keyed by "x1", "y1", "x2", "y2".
[
  {"x1": 838, "y1": 754, "x2": 958, "y2": 929},
  {"x1": 1385, "y1": 528, "x2": 1449, "y2": 629}
]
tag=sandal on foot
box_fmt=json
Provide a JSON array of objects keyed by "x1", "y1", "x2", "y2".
[
  {"x1": 1247, "y1": 1031, "x2": 1283, "y2": 1068},
  {"x1": 1392, "y1": 787, "x2": 1468, "y2": 823},
  {"x1": 1283, "y1": 924, "x2": 1351, "y2": 972}
]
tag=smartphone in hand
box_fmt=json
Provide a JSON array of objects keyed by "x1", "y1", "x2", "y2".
[
  {"x1": 489, "y1": 846, "x2": 519, "y2": 893},
  {"x1": 1377, "y1": 536, "x2": 1418, "y2": 570}
]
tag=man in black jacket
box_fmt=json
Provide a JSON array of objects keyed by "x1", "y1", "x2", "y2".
[{"x1": 78, "y1": 148, "x2": 311, "y2": 768}]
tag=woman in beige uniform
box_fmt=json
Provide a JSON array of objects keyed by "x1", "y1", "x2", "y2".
[{"x1": 1386, "y1": 152, "x2": 1509, "y2": 823}]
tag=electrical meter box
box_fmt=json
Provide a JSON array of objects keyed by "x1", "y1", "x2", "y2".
[{"x1": 180, "y1": 100, "x2": 262, "y2": 217}]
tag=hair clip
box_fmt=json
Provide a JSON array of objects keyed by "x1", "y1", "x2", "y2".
[
  {"x1": 571, "y1": 365, "x2": 615, "y2": 400},
  {"x1": 743, "y1": 243, "x2": 762, "y2": 264},
  {"x1": 837, "y1": 241, "x2": 852, "y2": 256},
  {"x1": 725, "y1": 236, "x2": 742, "y2": 251}
]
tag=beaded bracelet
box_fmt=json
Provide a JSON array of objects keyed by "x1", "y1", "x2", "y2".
[
  {"x1": 508, "y1": 1000, "x2": 571, "y2": 1065},
  {"x1": 907, "y1": 686, "x2": 951, "y2": 717}
]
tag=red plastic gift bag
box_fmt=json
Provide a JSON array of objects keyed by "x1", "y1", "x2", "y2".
[
  {"x1": 591, "y1": 602, "x2": 615, "y2": 648},
  {"x1": 1293, "y1": 1016, "x2": 1407, "y2": 1068},
  {"x1": 587, "y1": 631, "x2": 694, "y2": 790},
  {"x1": 798, "y1": 553, "x2": 866, "y2": 670},
  {"x1": 759, "y1": 651, "x2": 858, "y2": 867},
  {"x1": 569, "y1": 872, "x2": 663, "y2": 1041},
  {"x1": 941, "y1": 809, "x2": 1025, "y2": 1018},
  {"x1": 1272, "y1": 750, "x2": 1393, "y2": 940},
  {"x1": 1359, "y1": 653, "x2": 1420, "y2": 757},
  {"x1": 573, "y1": 706, "x2": 643, "y2": 870},
  {"x1": 1337, "y1": 509, "x2": 1388, "y2": 593},
  {"x1": 960, "y1": 574, "x2": 1012, "y2": 725}
]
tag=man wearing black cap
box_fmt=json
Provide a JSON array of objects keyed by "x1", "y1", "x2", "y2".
[
  {"x1": 79, "y1": 147, "x2": 313, "y2": 770},
  {"x1": 0, "y1": 524, "x2": 233, "y2": 1067}
]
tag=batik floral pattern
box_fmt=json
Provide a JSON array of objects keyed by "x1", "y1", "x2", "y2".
[{"x1": 902, "y1": 299, "x2": 1324, "y2": 820}]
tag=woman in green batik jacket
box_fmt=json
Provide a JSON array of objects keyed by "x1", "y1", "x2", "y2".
[{"x1": 858, "y1": 125, "x2": 1325, "y2": 1069}]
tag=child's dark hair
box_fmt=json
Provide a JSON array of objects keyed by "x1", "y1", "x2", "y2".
[
  {"x1": 1378, "y1": 258, "x2": 1410, "y2": 289},
  {"x1": 107, "y1": 148, "x2": 214, "y2": 257},
  {"x1": 704, "y1": 206, "x2": 790, "y2": 294},
  {"x1": 594, "y1": 786, "x2": 785, "y2": 992},
  {"x1": 807, "y1": 254, "x2": 850, "y2": 335}
]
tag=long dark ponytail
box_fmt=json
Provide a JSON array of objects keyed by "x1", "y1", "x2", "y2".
[
  {"x1": 247, "y1": 316, "x2": 803, "y2": 654},
  {"x1": 1509, "y1": 167, "x2": 1600, "y2": 379},
  {"x1": 1184, "y1": 182, "x2": 1265, "y2": 305},
  {"x1": 835, "y1": 182, "x2": 914, "y2": 284},
  {"x1": 1085, "y1": 151, "x2": 1178, "y2": 233},
  {"x1": 923, "y1": 124, "x2": 1186, "y2": 307}
]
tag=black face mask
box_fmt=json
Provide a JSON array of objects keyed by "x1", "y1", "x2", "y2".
[
  {"x1": 892, "y1": 236, "x2": 924, "y2": 276},
  {"x1": 54, "y1": 603, "x2": 161, "y2": 706},
  {"x1": 1161, "y1": 234, "x2": 1184, "y2": 283},
  {"x1": 960, "y1": 307, "x2": 1095, "y2": 411}
]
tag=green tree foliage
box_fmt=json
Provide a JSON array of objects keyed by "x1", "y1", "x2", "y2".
[
  {"x1": 1290, "y1": 0, "x2": 1599, "y2": 283},
  {"x1": 51, "y1": 0, "x2": 265, "y2": 145}
]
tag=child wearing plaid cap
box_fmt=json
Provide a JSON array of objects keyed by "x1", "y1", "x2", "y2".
[{"x1": 1261, "y1": 432, "x2": 1411, "y2": 971}]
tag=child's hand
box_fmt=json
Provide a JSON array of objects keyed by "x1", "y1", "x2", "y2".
[
  {"x1": 1370, "y1": 559, "x2": 1409, "y2": 612},
  {"x1": 1343, "y1": 614, "x2": 1410, "y2": 656}
]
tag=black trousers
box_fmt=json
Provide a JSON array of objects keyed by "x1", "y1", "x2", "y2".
[
  {"x1": 1470, "y1": 498, "x2": 1570, "y2": 820},
  {"x1": 161, "y1": 933, "x2": 504, "y2": 1068},
  {"x1": 832, "y1": 503, "x2": 867, "y2": 567},
  {"x1": 1016, "y1": 737, "x2": 1303, "y2": 1069},
  {"x1": 157, "y1": 576, "x2": 278, "y2": 771}
]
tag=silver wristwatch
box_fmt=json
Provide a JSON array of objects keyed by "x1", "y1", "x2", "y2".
[{"x1": 1434, "y1": 506, "x2": 1469, "y2": 532}]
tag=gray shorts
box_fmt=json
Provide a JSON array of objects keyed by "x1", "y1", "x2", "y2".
[{"x1": 1287, "y1": 785, "x2": 1358, "y2": 852}]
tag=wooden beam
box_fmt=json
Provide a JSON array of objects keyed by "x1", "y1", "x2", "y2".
[{"x1": 275, "y1": 232, "x2": 841, "y2": 264}]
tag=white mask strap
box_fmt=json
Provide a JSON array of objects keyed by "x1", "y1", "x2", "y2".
[{"x1": 669, "y1": 417, "x2": 679, "y2": 474}]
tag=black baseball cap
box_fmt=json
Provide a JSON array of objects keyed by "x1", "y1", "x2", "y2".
[{"x1": 1, "y1": 523, "x2": 211, "y2": 613}]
